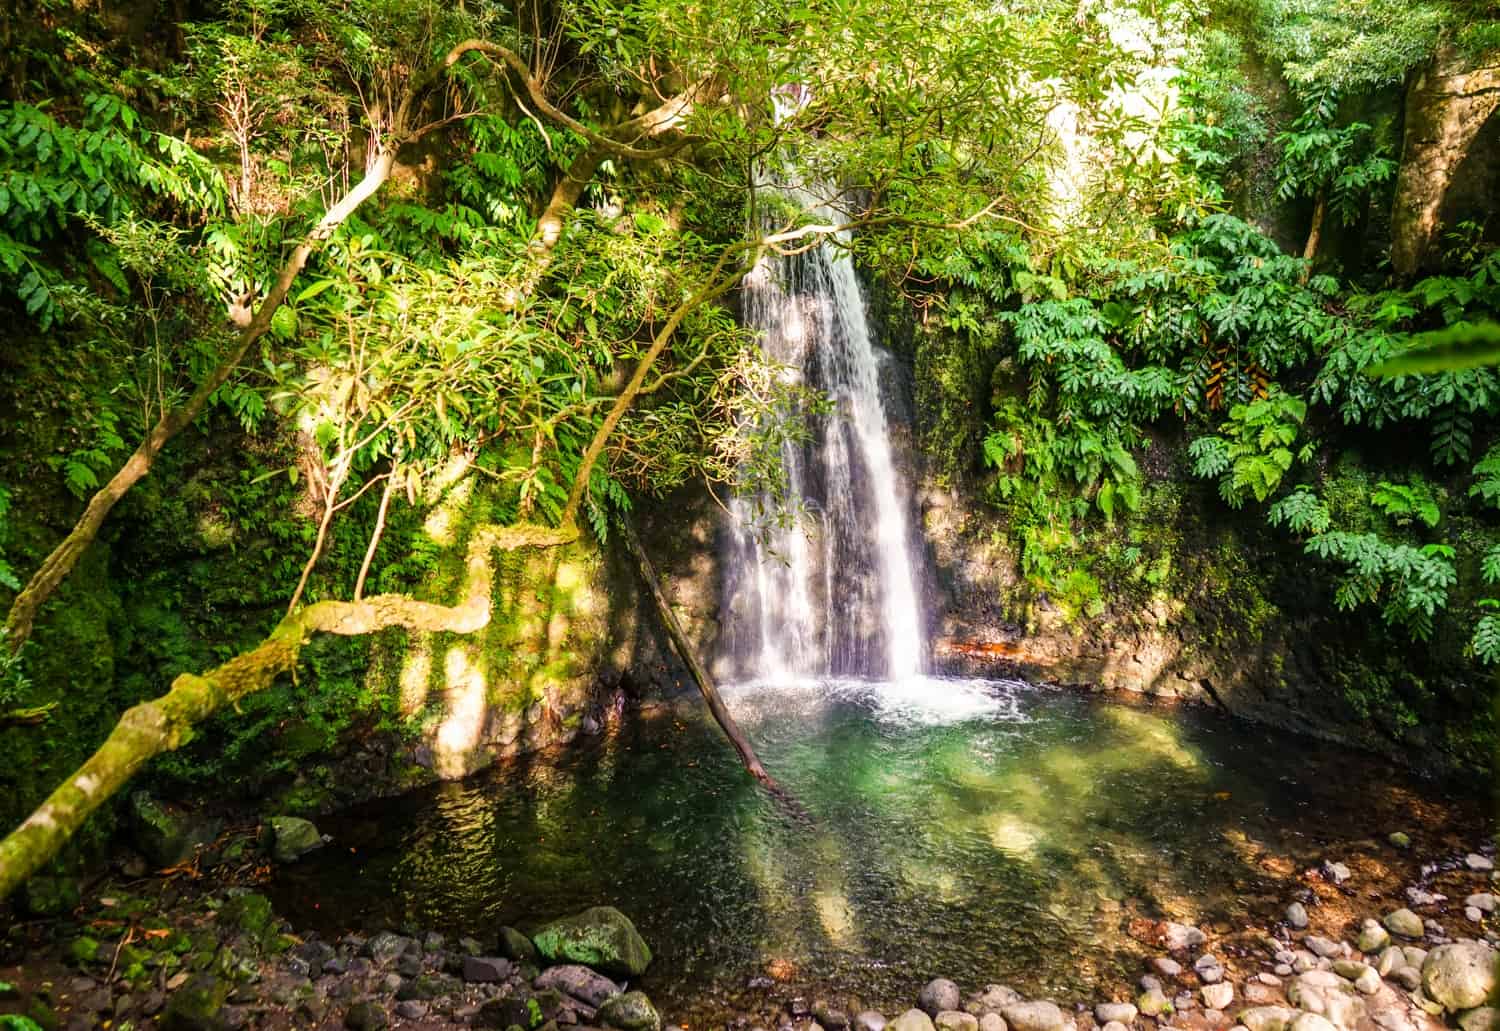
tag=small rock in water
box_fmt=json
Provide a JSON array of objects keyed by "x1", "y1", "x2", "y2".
[
  {"x1": 1102, "y1": 1023, "x2": 1129, "y2": 1031},
  {"x1": 1256, "y1": 974, "x2": 1282, "y2": 987},
  {"x1": 1354, "y1": 968, "x2": 1381, "y2": 995},
  {"x1": 1137, "y1": 989, "x2": 1173, "y2": 1017},
  {"x1": 1162, "y1": 922, "x2": 1207, "y2": 952},
  {"x1": 855, "y1": 1013, "x2": 888, "y2": 1031},
  {"x1": 1000, "y1": 1002, "x2": 1065, "y2": 1031},
  {"x1": 978, "y1": 1014, "x2": 1005, "y2": 1031},
  {"x1": 920, "y1": 981, "x2": 962, "y2": 1017},
  {"x1": 1274, "y1": 965, "x2": 1293, "y2": 977},
  {"x1": 1394, "y1": 967, "x2": 1423, "y2": 991},
  {"x1": 1467, "y1": 854, "x2": 1495, "y2": 872},
  {"x1": 1406, "y1": 887, "x2": 1445, "y2": 907},
  {"x1": 1153, "y1": 958, "x2": 1183, "y2": 977},
  {"x1": 1244, "y1": 985, "x2": 1277, "y2": 1005},
  {"x1": 1468, "y1": 893, "x2": 1498, "y2": 913},
  {"x1": 1357, "y1": 919, "x2": 1390, "y2": 954},
  {"x1": 967, "y1": 987, "x2": 1022, "y2": 1016},
  {"x1": 1324, "y1": 862, "x2": 1352, "y2": 884},
  {"x1": 1095, "y1": 1004, "x2": 1137, "y2": 1025},
  {"x1": 269, "y1": 816, "x2": 325, "y2": 863},
  {"x1": 1202, "y1": 984, "x2": 1234, "y2": 1011},
  {"x1": 1376, "y1": 947, "x2": 1403, "y2": 976},
  {"x1": 1195, "y1": 954, "x2": 1224, "y2": 983},
  {"x1": 935, "y1": 1013, "x2": 979, "y2": 1031},
  {"x1": 1240, "y1": 1006, "x2": 1298, "y2": 1031},
  {"x1": 1389, "y1": 832, "x2": 1412, "y2": 849},
  {"x1": 1306, "y1": 937, "x2": 1343, "y2": 959},
  {"x1": 1139, "y1": 975, "x2": 1163, "y2": 992},
  {"x1": 395, "y1": 1000, "x2": 429, "y2": 1020},
  {"x1": 889, "y1": 1011, "x2": 938, "y2": 1031},
  {"x1": 1383, "y1": 909, "x2": 1425, "y2": 939},
  {"x1": 1468, "y1": 907, "x2": 1485, "y2": 923},
  {"x1": 1286, "y1": 903, "x2": 1310, "y2": 929}
]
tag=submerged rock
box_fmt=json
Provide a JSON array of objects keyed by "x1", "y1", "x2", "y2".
[
  {"x1": 1421, "y1": 942, "x2": 1497, "y2": 1011},
  {"x1": 1384, "y1": 909, "x2": 1425, "y2": 939},
  {"x1": 1136, "y1": 988, "x2": 1173, "y2": 1017},
  {"x1": 1239, "y1": 1007, "x2": 1299, "y2": 1031},
  {"x1": 533, "y1": 907, "x2": 652, "y2": 977},
  {"x1": 1287, "y1": 903, "x2": 1310, "y2": 929}
]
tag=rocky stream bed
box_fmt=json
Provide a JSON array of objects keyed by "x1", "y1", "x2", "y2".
[{"x1": 1, "y1": 809, "x2": 1497, "y2": 1031}]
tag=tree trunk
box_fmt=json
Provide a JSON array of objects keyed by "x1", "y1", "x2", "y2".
[
  {"x1": 1303, "y1": 190, "x2": 1325, "y2": 264},
  {"x1": 1390, "y1": 46, "x2": 1500, "y2": 277},
  {"x1": 618, "y1": 516, "x2": 779, "y2": 789}
]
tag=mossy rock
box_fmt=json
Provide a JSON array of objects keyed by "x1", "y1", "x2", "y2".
[
  {"x1": 267, "y1": 816, "x2": 323, "y2": 863},
  {"x1": 498, "y1": 926, "x2": 538, "y2": 964},
  {"x1": 598, "y1": 991, "x2": 663, "y2": 1031},
  {"x1": 219, "y1": 892, "x2": 276, "y2": 938},
  {"x1": 159, "y1": 973, "x2": 230, "y2": 1030},
  {"x1": 531, "y1": 906, "x2": 651, "y2": 978}
]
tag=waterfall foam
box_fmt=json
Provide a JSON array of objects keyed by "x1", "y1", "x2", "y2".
[{"x1": 722, "y1": 190, "x2": 925, "y2": 682}]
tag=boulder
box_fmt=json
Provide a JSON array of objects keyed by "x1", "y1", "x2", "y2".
[
  {"x1": 1385, "y1": 910, "x2": 1425, "y2": 939},
  {"x1": 921, "y1": 981, "x2": 962, "y2": 1016},
  {"x1": 269, "y1": 817, "x2": 324, "y2": 863},
  {"x1": 1421, "y1": 943, "x2": 1497, "y2": 1011},
  {"x1": 536, "y1": 964, "x2": 622, "y2": 1007},
  {"x1": 599, "y1": 991, "x2": 662, "y2": 1031},
  {"x1": 533, "y1": 907, "x2": 652, "y2": 978},
  {"x1": 889, "y1": 1010, "x2": 938, "y2": 1031},
  {"x1": 1000, "y1": 1002, "x2": 1065, "y2": 1031}
]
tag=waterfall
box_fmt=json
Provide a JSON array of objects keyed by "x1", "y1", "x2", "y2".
[{"x1": 721, "y1": 190, "x2": 926, "y2": 682}]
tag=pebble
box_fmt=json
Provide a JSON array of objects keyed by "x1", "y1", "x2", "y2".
[
  {"x1": 1285, "y1": 903, "x2": 1309, "y2": 929},
  {"x1": 1094, "y1": 1004, "x2": 1137, "y2": 1024},
  {"x1": 936, "y1": 1012, "x2": 978, "y2": 1031},
  {"x1": 1305, "y1": 937, "x2": 1342, "y2": 959},
  {"x1": 1357, "y1": 919, "x2": 1390, "y2": 953},
  {"x1": 1389, "y1": 832, "x2": 1412, "y2": 848},
  {"x1": 1383, "y1": 909, "x2": 1425, "y2": 939},
  {"x1": 1468, "y1": 893, "x2": 1497, "y2": 913},
  {"x1": 1101, "y1": 1023, "x2": 1128, "y2": 1031},
  {"x1": 1136, "y1": 989, "x2": 1173, "y2": 1018},
  {"x1": 1468, "y1": 854, "x2": 1495, "y2": 872},
  {"x1": 1152, "y1": 958, "x2": 1183, "y2": 977},
  {"x1": 1202, "y1": 984, "x2": 1233, "y2": 1011},
  {"x1": 999, "y1": 1002, "x2": 1065, "y2": 1031},
  {"x1": 1324, "y1": 862, "x2": 1351, "y2": 883},
  {"x1": 978, "y1": 1015, "x2": 1005, "y2": 1031},
  {"x1": 1256, "y1": 974, "x2": 1282, "y2": 987},
  {"x1": 856, "y1": 1014, "x2": 888, "y2": 1031},
  {"x1": 1273, "y1": 965, "x2": 1293, "y2": 977},
  {"x1": 1469, "y1": 907, "x2": 1485, "y2": 923}
]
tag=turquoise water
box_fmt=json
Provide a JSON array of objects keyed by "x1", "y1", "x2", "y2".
[{"x1": 270, "y1": 678, "x2": 1473, "y2": 1021}]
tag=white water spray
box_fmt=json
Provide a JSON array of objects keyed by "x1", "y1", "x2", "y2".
[{"x1": 723, "y1": 188, "x2": 925, "y2": 682}]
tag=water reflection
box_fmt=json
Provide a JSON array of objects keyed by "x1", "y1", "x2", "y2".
[{"x1": 272, "y1": 678, "x2": 1477, "y2": 1021}]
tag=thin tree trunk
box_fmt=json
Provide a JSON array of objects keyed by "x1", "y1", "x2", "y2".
[
  {"x1": 354, "y1": 475, "x2": 397, "y2": 601},
  {"x1": 4, "y1": 148, "x2": 400, "y2": 653},
  {"x1": 1298, "y1": 190, "x2": 1326, "y2": 284},
  {"x1": 0, "y1": 519, "x2": 579, "y2": 898},
  {"x1": 618, "y1": 516, "x2": 777, "y2": 788}
]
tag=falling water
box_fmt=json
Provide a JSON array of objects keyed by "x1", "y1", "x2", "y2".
[{"x1": 722, "y1": 188, "x2": 925, "y2": 681}]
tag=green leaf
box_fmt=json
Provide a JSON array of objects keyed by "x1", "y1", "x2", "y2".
[
  {"x1": 1367, "y1": 323, "x2": 1500, "y2": 376},
  {"x1": 270, "y1": 304, "x2": 297, "y2": 340}
]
